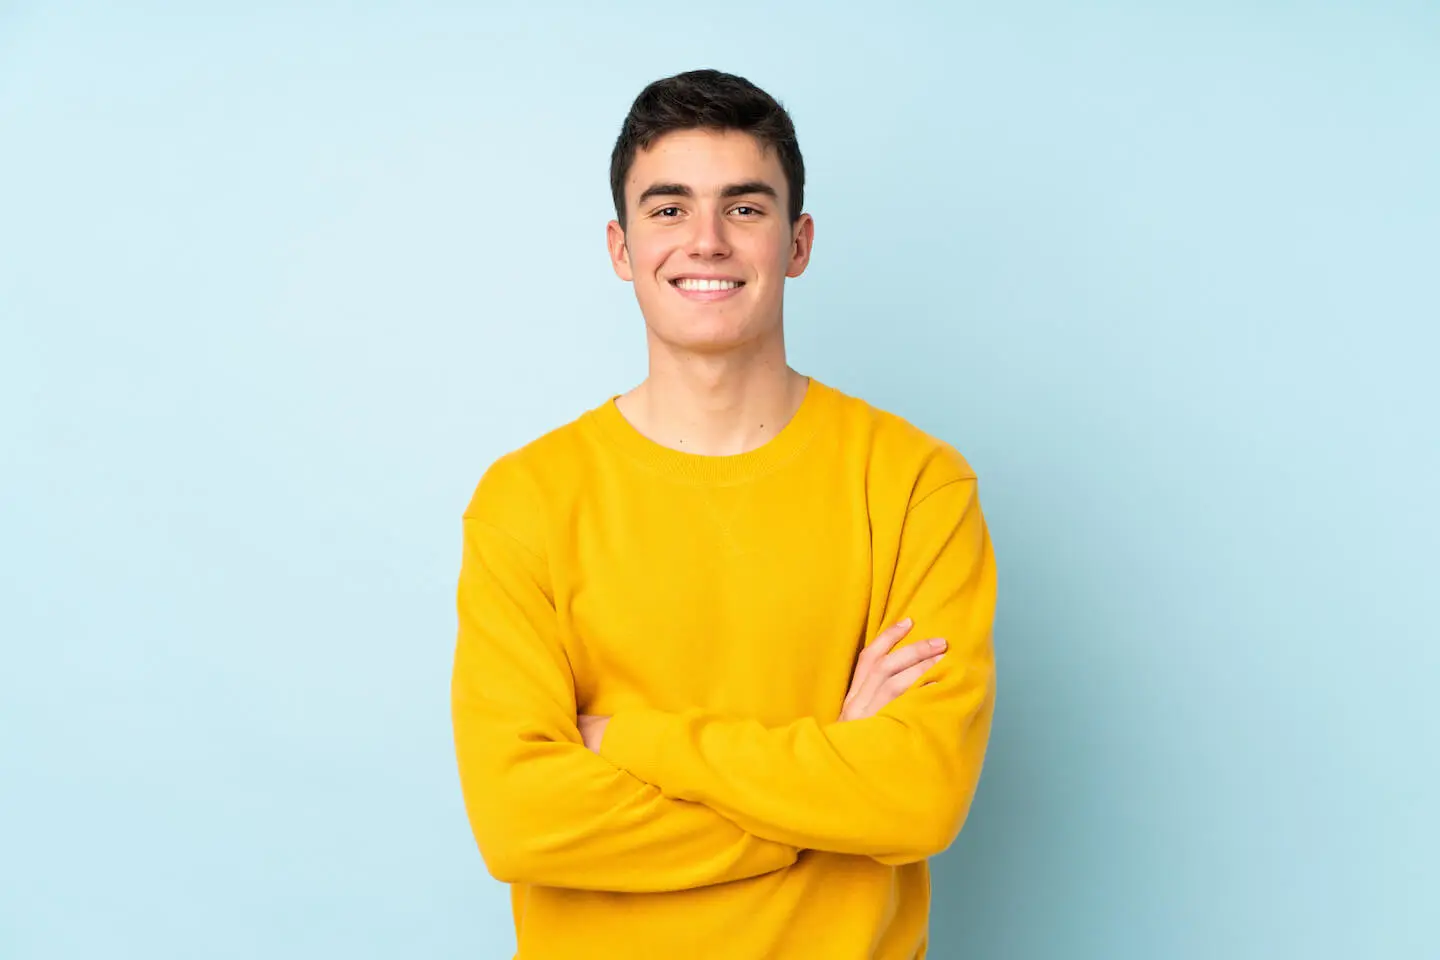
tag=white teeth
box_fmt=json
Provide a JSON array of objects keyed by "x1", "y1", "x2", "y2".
[{"x1": 674, "y1": 278, "x2": 741, "y2": 291}]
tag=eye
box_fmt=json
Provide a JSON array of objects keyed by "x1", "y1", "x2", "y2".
[
  {"x1": 654, "y1": 206, "x2": 682, "y2": 218},
  {"x1": 733, "y1": 205, "x2": 761, "y2": 216}
]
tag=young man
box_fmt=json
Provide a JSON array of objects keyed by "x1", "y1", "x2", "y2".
[{"x1": 451, "y1": 69, "x2": 997, "y2": 959}]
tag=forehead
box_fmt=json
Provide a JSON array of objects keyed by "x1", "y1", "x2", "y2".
[{"x1": 627, "y1": 128, "x2": 785, "y2": 202}]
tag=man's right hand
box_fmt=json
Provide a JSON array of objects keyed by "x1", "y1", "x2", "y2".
[{"x1": 838, "y1": 618, "x2": 947, "y2": 722}]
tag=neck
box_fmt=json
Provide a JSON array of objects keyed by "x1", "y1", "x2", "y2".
[{"x1": 617, "y1": 339, "x2": 809, "y2": 457}]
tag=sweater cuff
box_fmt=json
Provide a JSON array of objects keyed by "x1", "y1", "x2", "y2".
[{"x1": 598, "y1": 708, "x2": 678, "y2": 793}]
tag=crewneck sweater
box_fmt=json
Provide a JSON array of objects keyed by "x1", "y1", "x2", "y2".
[{"x1": 451, "y1": 376, "x2": 997, "y2": 960}]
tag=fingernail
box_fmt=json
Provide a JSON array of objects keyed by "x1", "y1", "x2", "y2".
[
  {"x1": 898, "y1": 618, "x2": 913, "y2": 629},
  {"x1": 930, "y1": 638, "x2": 947, "y2": 651}
]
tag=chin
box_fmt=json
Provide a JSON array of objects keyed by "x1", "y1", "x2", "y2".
[{"x1": 656, "y1": 320, "x2": 774, "y2": 356}]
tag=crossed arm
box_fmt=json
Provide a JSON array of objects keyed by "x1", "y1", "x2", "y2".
[
  {"x1": 451, "y1": 471, "x2": 996, "y2": 891},
  {"x1": 451, "y1": 512, "x2": 798, "y2": 892}
]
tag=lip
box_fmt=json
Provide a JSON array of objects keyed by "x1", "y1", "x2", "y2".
[{"x1": 669, "y1": 278, "x2": 746, "y2": 303}]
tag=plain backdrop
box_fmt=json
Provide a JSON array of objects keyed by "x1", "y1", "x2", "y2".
[{"x1": 2, "y1": 2, "x2": 1436, "y2": 958}]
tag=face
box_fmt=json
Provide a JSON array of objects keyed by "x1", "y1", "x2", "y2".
[{"x1": 606, "y1": 128, "x2": 814, "y2": 355}]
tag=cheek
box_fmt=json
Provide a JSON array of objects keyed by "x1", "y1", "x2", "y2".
[
  {"x1": 750, "y1": 234, "x2": 792, "y2": 274},
  {"x1": 625, "y1": 235, "x2": 667, "y2": 274}
]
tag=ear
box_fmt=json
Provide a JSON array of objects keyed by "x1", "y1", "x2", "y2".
[
  {"x1": 785, "y1": 213, "x2": 815, "y2": 279},
  {"x1": 606, "y1": 220, "x2": 634, "y2": 282}
]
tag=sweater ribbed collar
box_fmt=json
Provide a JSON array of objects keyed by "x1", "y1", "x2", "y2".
[{"x1": 586, "y1": 375, "x2": 833, "y2": 485}]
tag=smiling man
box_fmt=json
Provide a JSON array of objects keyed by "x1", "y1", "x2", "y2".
[{"x1": 451, "y1": 69, "x2": 998, "y2": 960}]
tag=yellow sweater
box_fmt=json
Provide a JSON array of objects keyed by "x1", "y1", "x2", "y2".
[{"x1": 451, "y1": 376, "x2": 997, "y2": 960}]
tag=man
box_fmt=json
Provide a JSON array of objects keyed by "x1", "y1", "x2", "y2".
[{"x1": 451, "y1": 68, "x2": 997, "y2": 959}]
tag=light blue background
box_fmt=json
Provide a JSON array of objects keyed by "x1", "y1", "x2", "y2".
[{"x1": 2, "y1": 2, "x2": 1436, "y2": 957}]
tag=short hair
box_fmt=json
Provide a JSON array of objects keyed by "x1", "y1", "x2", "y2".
[{"x1": 609, "y1": 69, "x2": 805, "y2": 231}]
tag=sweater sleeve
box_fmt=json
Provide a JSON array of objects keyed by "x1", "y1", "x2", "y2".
[
  {"x1": 597, "y1": 476, "x2": 997, "y2": 865},
  {"x1": 451, "y1": 464, "x2": 801, "y2": 893}
]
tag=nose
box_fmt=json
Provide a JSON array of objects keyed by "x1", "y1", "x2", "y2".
[{"x1": 686, "y1": 206, "x2": 731, "y2": 259}]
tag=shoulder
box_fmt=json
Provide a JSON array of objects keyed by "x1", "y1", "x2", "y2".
[
  {"x1": 461, "y1": 403, "x2": 600, "y2": 533},
  {"x1": 821, "y1": 381, "x2": 979, "y2": 505}
]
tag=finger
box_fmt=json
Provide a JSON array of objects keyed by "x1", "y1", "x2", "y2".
[
  {"x1": 862, "y1": 618, "x2": 915, "y2": 661},
  {"x1": 854, "y1": 639, "x2": 940, "y2": 714},
  {"x1": 855, "y1": 618, "x2": 915, "y2": 679},
  {"x1": 879, "y1": 637, "x2": 947, "y2": 676},
  {"x1": 853, "y1": 653, "x2": 944, "y2": 719},
  {"x1": 881, "y1": 653, "x2": 946, "y2": 700},
  {"x1": 846, "y1": 618, "x2": 915, "y2": 701},
  {"x1": 857, "y1": 636, "x2": 945, "y2": 704}
]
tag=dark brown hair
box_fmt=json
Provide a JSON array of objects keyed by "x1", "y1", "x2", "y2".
[{"x1": 609, "y1": 69, "x2": 805, "y2": 231}]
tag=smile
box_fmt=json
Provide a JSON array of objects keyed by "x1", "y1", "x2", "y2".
[{"x1": 670, "y1": 278, "x2": 746, "y2": 301}]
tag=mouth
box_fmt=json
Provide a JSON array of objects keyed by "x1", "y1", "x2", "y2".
[{"x1": 669, "y1": 277, "x2": 746, "y2": 302}]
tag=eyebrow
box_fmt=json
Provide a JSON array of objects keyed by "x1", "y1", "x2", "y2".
[{"x1": 635, "y1": 180, "x2": 779, "y2": 207}]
